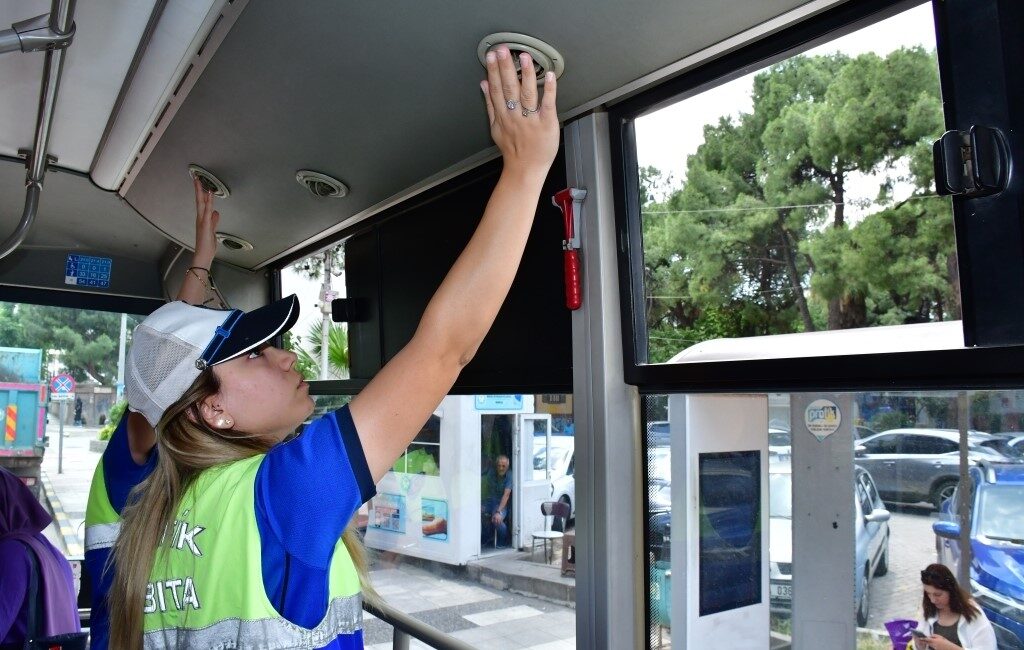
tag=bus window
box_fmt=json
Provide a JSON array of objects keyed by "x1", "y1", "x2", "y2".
[{"x1": 634, "y1": 4, "x2": 954, "y2": 365}]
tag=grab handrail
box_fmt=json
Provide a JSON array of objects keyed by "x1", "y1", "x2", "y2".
[
  {"x1": 364, "y1": 599, "x2": 477, "y2": 650},
  {"x1": 0, "y1": 0, "x2": 76, "y2": 261}
]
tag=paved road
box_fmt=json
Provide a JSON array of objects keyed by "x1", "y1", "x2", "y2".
[
  {"x1": 39, "y1": 422, "x2": 578, "y2": 649},
  {"x1": 866, "y1": 506, "x2": 940, "y2": 630}
]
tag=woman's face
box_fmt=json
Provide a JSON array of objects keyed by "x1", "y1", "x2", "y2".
[
  {"x1": 209, "y1": 344, "x2": 314, "y2": 442},
  {"x1": 923, "y1": 584, "x2": 951, "y2": 611}
]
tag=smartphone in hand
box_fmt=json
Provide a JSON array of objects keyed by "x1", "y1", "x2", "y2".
[{"x1": 910, "y1": 629, "x2": 928, "y2": 639}]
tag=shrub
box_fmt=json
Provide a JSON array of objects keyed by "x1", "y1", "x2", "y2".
[{"x1": 98, "y1": 400, "x2": 127, "y2": 441}]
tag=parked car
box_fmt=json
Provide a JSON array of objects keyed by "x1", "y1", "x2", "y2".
[
  {"x1": 647, "y1": 420, "x2": 670, "y2": 447},
  {"x1": 855, "y1": 428, "x2": 1013, "y2": 508},
  {"x1": 769, "y1": 461, "x2": 890, "y2": 627},
  {"x1": 768, "y1": 427, "x2": 791, "y2": 461},
  {"x1": 534, "y1": 436, "x2": 575, "y2": 521},
  {"x1": 648, "y1": 446, "x2": 672, "y2": 561},
  {"x1": 934, "y1": 463, "x2": 1024, "y2": 650}
]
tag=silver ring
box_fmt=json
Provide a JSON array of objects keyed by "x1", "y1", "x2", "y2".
[
  {"x1": 505, "y1": 98, "x2": 517, "y2": 110},
  {"x1": 521, "y1": 105, "x2": 540, "y2": 116}
]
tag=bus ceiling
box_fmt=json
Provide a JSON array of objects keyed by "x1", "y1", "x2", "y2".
[{"x1": 1, "y1": 0, "x2": 833, "y2": 307}]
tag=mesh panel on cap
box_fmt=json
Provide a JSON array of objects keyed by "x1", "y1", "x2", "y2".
[{"x1": 126, "y1": 324, "x2": 203, "y2": 427}]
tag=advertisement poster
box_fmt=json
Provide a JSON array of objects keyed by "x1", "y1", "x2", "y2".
[
  {"x1": 421, "y1": 498, "x2": 448, "y2": 541},
  {"x1": 371, "y1": 493, "x2": 405, "y2": 533}
]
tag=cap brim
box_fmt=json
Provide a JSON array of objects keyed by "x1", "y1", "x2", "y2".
[{"x1": 208, "y1": 294, "x2": 300, "y2": 365}]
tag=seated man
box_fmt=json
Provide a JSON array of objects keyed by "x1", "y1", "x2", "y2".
[{"x1": 481, "y1": 454, "x2": 512, "y2": 548}]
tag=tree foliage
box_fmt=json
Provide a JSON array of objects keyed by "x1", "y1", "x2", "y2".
[
  {"x1": 642, "y1": 48, "x2": 953, "y2": 362},
  {"x1": 283, "y1": 319, "x2": 349, "y2": 380},
  {"x1": 0, "y1": 303, "x2": 139, "y2": 384}
]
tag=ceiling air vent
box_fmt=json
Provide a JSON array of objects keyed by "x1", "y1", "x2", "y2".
[
  {"x1": 215, "y1": 232, "x2": 253, "y2": 251},
  {"x1": 477, "y1": 33, "x2": 565, "y2": 80},
  {"x1": 188, "y1": 164, "x2": 230, "y2": 198},
  {"x1": 296, "y1": 170, "x2": 348, "y2": 198}
]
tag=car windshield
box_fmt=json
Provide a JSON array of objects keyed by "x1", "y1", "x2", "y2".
[
  {"x1": 769, "y1": 472, "x2": 792, "y2": 519},
  {"x1": 976, "y1": 485, "x2": 1024, "y2": 542}
]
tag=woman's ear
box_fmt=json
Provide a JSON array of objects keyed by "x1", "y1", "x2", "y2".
[{"x1": 199, "y1": 396, "x2": 235, "y2": 430}]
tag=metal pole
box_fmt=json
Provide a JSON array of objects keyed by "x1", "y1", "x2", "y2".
[
  {"x1": 392, "y1": 630, "x2": 410, "y2": 650},
  {"x1": 116, "y1": 313, "x2": 128, "y2": 400},
  {"x1": 58, "y1": 399, "x2": 65, "y2": 474},
  {"x1": 957, "y1": 391, "x2": 972, "y2": 589},
  {"x1": 319, "y1": 250, "x2": 332, "y2": 380}
]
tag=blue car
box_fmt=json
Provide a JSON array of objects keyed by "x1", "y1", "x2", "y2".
[{"x1": 934, "y1": 463, "x2": 1024, "y2": 650}]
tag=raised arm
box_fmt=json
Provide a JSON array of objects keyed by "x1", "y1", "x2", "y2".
[
  {"x1": 177, "y1": 178, "x2": 220, "y2": 305},
  {"x1": 351, "y1": 48, "x2": 559, "y2": 482},
  {"x1": 127, "y1": 178, "x2": 220, "y2": 463}
]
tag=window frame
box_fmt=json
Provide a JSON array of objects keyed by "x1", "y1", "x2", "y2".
[{"x1": 608, "y1": 0, "x2": 1024, "y2": 394}]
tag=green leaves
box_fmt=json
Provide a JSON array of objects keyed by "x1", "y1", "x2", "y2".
[{"x1": 641, "y1": 47, "x2": 952, "y2": 362}]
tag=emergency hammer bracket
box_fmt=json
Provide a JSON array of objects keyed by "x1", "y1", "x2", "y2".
[{"x1": 552, "y1": 188, "x2": 587, "y2": 311}]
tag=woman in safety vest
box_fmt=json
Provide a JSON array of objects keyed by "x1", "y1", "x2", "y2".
[
  {"x1": 109, "y1": 48, "x2": 559, "y2": 649},
  {"x1": 83, "y1": 176, "x2": 225, "y2": 650}
]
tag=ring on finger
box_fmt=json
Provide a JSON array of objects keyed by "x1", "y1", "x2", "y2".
[
  {"x1": 521, "y1": 104, "x2": 540, "y2": 116},
  {"x1": 505, "y1": 98, "x2": 518, "y2": 110}
]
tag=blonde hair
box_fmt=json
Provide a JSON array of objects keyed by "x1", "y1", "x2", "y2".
[{"x1": 110, "y1": 370, "x2": 375, "y2": 649}]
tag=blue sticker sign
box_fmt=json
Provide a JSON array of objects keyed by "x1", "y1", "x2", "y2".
[
  {"x1": 474, "y1": 395, "x2": 524, "y2": 411},
  {"x1": 65, "y1": 254, "x2": 112, "y2": 288}
]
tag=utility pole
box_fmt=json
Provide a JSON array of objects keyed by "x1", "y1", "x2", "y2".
[{"x1": 319, "y1": 250, "x2": 333, "y2": 380}]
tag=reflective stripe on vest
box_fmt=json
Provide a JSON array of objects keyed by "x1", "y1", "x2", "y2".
[
  {"x1": 84, "y1": 521, "x2": 121, "y2": 551},
  {"x1": 143, "y1": 455, "x2": 363, "y2": 647},
  {"x1": 85, "y1": 454, "x2": 122, "y2": 552},
  {"x1": 143, "y1": 592, "x2": 362, "y2": 649}
]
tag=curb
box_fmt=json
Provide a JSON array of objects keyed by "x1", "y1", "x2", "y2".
[
  {"x1": 375, "y1": 551, "x2": 576, "y2": 608},
  {"x1": 42, "y1": 470, "x2": 84, "y2": 558}
]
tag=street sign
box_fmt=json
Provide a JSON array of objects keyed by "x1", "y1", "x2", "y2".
[{"x1": 50, "y1": 373, "x2": 76, "y2": 397}]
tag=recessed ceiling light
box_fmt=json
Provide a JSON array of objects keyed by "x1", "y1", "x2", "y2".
[
  {"x1": 477, "y1": 33, "x2": 565, "y2": 80},
  {"x1": 296, "y1": 170, "x2": 349, "y2": 198},
  {"x1": 188, "y1": 164, "x2": 230, "y2": 198},
  {"x1": 216, "y1": 232, "x2": 252, "y2": 251}
]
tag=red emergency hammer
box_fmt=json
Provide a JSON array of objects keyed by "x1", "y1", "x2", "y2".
[{"x1": 552, "y1": 188, "x2": 587, "y2": 310}]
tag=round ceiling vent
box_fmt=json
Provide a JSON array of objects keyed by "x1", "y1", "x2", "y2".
[
  {"x1": 215, "y1": 232, "x2": 253, "y2": 251},
  {"x1": 187, "y1": 164, "x2": 230, "y2": 198},
  {"x1": 296, "y1": 170, "x2": 348, "y2": 198},
  {"x1": 477, "y1": 33, "x2": 565, "y2": 80}
]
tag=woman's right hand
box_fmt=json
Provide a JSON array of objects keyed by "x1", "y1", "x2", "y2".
[{"x1": 480, "y1": 48, "x2": 559, "y2": 178}]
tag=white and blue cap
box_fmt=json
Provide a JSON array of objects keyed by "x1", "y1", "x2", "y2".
[{"x1": 125, "y1": 295, "x2": 300, "y2": 427}]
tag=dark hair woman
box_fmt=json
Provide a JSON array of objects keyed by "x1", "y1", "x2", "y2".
[{"x1": 913, "y1": 563, "x2": 996, "y2": 650}]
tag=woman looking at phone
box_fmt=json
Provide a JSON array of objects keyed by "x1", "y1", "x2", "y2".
[{"x1": 912, "y1": 563, "x2": 996, "y2": 650}]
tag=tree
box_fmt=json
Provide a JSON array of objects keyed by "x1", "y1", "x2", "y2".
[
  {"x1": 642, "y1": 47, "x2": 950, "y2": 361},
  {"x1": 290, "y1": 245, "x2": 343, "y2": 281},
  {"x1": 10, "y1": 304, "x2": 137, "y2": 384},
  {"x1": 284, "y1": 319, "x2": 349, "y2": 380}
]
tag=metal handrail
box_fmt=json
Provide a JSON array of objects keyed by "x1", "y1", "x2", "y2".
[
  {"x1": 0, "y1": 0, "x2": 76, "y2": 261},
  {"x1": 364, "y1": 600, "x2": 477, "y2": 650}
]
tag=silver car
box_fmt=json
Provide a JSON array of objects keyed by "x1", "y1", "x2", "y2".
[{"x1": 855, "y1": 428, "x2": 1010, "y2": 508}]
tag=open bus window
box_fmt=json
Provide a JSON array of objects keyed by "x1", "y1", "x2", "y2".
[{"x1": 633, "y1": 3, "x2": 957, "y2": 365}]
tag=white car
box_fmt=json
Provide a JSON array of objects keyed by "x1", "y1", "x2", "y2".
[{"x1": 534, "y1": 436, "x2": 575, "y2": 521}]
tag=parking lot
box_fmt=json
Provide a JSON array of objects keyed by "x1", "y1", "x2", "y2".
[{"x1": 864, "y1": 505, "x2": 939, "y2": 630}]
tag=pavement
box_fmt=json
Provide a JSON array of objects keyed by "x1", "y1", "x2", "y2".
[{"x1": 38, "y1": 421, "x2": 578, "y2": 649}]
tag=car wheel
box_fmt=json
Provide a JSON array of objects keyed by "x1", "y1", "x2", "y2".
[
  {"x1": 874, "y1": 542, "x2": 889, "y2": 577},
  {"x1": 931, "y1": 480, "x2": 958, "y2": 510},
  {"x1": 856, "y1": 569, "x2": 870, "y2": 627}
]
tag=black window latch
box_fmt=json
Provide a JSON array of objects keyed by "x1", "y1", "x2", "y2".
[{"x1": 933, "y1": 125, "x2": 1009, "y2": 198}]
